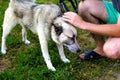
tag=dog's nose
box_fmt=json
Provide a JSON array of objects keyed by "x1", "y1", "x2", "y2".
[{"x1": 77, "y1": 49, "x2": 81, "y2": 53}]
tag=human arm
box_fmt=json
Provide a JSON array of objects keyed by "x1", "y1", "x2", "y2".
[{"x1": 63, "y1": 12, "x2": 120, "y2": 37}]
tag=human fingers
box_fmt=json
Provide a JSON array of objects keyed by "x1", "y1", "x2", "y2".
[{"x1": 62, "y1": 15, "x2": 71, "y2": 23}]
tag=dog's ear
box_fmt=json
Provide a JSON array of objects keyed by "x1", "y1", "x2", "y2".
[{"x1": 53, "y1": 23, "x2": 63, "y2": 36}]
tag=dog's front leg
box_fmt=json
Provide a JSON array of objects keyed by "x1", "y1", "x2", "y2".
[
  {"x1": 1, "y1": 10, "x2": 17, "y2": 54},
  {"x1": 1, "y1": 24, "x2": 16, "y2": 54},
  {"x1": 37, "y1": 31, "x2": 56, "y2": 71},
  {"x1": 57, "y1": 44, "x2": 70, "y2": 63}
]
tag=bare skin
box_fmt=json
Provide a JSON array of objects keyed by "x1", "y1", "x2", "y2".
[{"x1": 63, "y1": 0, "x2": 120, "y2": 59}]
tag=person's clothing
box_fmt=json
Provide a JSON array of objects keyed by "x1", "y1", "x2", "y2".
[
  {"x1": 79, "y1": 51, "x2": 103, "y2": 60},
  {"x1": 112, "y1": 0, "x2": 120, "y2": 13},
  {"x1": 103, "y1": 1, "x2": 120, "y2": 24}
]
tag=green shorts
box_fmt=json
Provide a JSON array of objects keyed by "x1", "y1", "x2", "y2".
[{"x1": 103, "y1": 1, "x2": 120, "y2": 24}]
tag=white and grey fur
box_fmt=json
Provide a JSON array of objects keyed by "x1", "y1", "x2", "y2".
[{"x1": 1, "y1": 0, "x2": 80, "y2": 71}]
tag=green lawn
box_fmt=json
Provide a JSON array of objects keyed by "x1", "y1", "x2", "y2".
[{"x1": 0, "y1": 0, "x2": 120, "y2": 80}]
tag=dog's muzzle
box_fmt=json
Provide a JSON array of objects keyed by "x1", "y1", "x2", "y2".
[
  {"x1": 77, "y1": 49, "x2": 81, "y2": 53},
  {"x1": 64, "y1": 43, "x2": 80, "y2": 53}
]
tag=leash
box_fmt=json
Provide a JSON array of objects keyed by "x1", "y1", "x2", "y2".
[{"x1": 59, "y1": 0, "x2": 78, "y2": 13}]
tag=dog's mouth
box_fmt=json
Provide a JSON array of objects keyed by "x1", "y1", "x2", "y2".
[{"x1": 64, "y1": 43, "x2": 80, "y2": 53}]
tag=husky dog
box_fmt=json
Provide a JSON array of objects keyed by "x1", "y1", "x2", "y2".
[{"x1": 1, "y1": 0, "x2": 80, "y2": 71}]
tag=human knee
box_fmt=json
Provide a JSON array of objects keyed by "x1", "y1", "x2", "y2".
[
  {"x1": 78, "y1": 2, "x2": 88, "y2": 16},
  {"x1": 103, "y1": 45, "x2": 119, "y2": 59}
]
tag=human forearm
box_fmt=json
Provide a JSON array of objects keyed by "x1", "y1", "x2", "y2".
[
  {"x1": 80, "y1": 21, "x2": 120, "y2": 37},
  {"x1": 63, "y1": 12, "x2": 120, "y2": 37}
]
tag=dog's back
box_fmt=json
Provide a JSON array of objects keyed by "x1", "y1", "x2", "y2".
[
  {"x1": 9, "y1": 0, "x2": 61, "y2": 20},
  {"x1": 8, "y1": 0, "x2": 61, "y2": 32}
]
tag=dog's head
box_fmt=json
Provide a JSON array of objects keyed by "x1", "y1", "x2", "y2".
[{"x1": 51, "y1": 17, "x2": 80, "y2": 53}]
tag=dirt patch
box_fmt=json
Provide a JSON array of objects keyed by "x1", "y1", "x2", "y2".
[
  {"x1": 0, "y1": 58, "x2": 10, "y2": 73},
  {"x1": 117, "y1": 73, "x2": 120, "y2": 80}
]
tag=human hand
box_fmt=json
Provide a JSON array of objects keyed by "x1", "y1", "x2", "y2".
[{"x1": 62, "y1": 12, "x2": 84, "y2": 28}]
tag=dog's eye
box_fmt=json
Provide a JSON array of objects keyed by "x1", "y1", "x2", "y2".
[
  {"x1": 64, "y1": 35, "x2": 75, "y2": 45},
  {"x1": 69, "y1": 35, "x2": 75, "y2": 40},
  {"x1": 64, "y1": 42, "x2": 70, "y2": 45},
  {"x1": 71, "y1": 36, "x2": 74, "y2": 40}
]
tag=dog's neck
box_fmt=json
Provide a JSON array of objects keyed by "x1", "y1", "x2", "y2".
[
  {"x1": 52, "y1": 14, "x2": 63, "y2": 36},
  {"x1": 52, "y1": 23, "x2": 63, "y2": 36}
]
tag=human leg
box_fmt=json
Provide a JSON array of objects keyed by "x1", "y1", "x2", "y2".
[
  {"x1": 103, "y1": 38, "x2": 120, "y2": 59},
  {"x1": 78, "y1": 0, "x2": 108, "y2": 59}
]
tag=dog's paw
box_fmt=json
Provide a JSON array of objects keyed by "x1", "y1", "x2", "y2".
[
  {"x1": 62, "y1": 58, "x2": 70, "y2": 63},
  {"x1": 1, "y1": 49, "x2": 6, "y2": 54},
  {"x1": 48, "y1": 66, "x2": 56, "y2": 72},
  {"x1": 24, "y1": 40, "x2": 31, "y2": 44}
]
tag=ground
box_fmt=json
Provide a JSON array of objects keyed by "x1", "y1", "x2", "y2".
[{"x1": 0, "y1": 0, "x2": 120, "y2": 80}]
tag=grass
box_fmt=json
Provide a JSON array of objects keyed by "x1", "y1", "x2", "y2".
[{"x1": 0, "y1": 0, "x2": 120, "y2": 80}]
